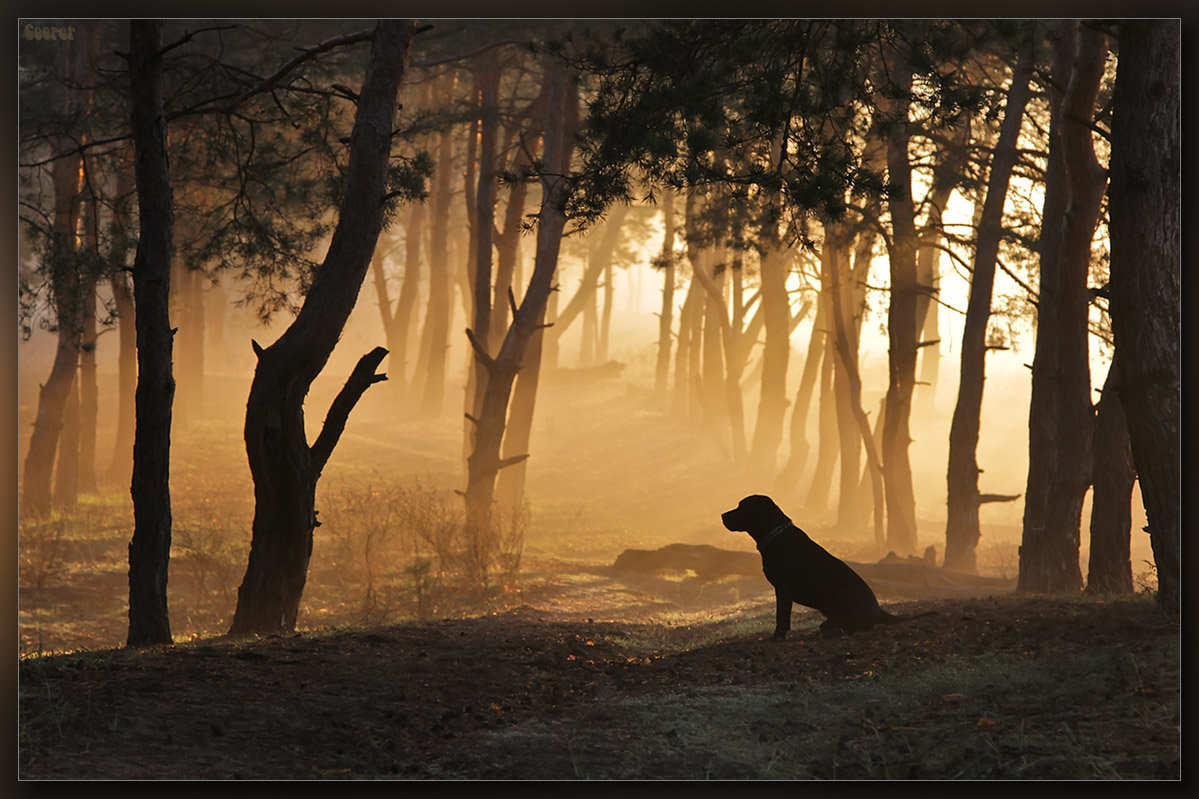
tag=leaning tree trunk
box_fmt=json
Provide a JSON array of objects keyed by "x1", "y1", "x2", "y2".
[
  {"x1": 880, "y1": 52, "x2": 920, "y2": 555},
  {"x1": 229, "y1": 20, "x2": 416, "y2": 636},
  {"x1": 462, "y1": 67, "x2": 576, "y2": 587},
  {"x1": 126, "y1": 19, "x2": 176, "y2": 647},
  {"x1": 1018, "y1": 22, "x2": 1107, "y2": 594},
  {"x1": 1107, "y1": 19, "x2": 1180, "y2": 614},
  {"x1": 944, "y1": 47, "x2": 1033, "y2": 574},
  {"x1": 21, "y1": 77, "x2": 83, "y2": 518},
  {"x1": 1084, "y1": 354, "x2": 1135, "y2": 594}
]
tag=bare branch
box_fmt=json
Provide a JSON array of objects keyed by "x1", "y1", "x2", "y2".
[{"x1": 310, "y1": 346, "x2": 389, "y2": 475}]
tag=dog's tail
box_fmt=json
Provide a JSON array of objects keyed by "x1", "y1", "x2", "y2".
[{"x1": 878, "y1": 609, "x2": 938, "y2": 625}]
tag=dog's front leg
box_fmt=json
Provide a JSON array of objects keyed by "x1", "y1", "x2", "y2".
[{"x1": 772, "y1": 589, "x2": 792, "y2": 640}]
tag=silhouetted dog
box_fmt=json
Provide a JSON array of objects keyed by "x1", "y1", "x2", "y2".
[{"x1": 721, "y1": 494, "x2": 933, "y2": 640}]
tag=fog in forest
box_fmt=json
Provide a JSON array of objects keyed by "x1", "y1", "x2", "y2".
[{"x1": 17, "y1": 18, "x2": 1164, "y2": 655}]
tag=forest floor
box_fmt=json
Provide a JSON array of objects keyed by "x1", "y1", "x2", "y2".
[
  {"x1": 18, "y1": 592, "x2": 1180, "y2": 780},
  {"x1": 17, "y1": 367, "x2": 1175, "y2": 779}
]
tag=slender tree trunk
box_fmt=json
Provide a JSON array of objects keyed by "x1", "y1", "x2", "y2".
[
  {"x1": 1084, "y1": 355, "x2": 1135, "y2": 594},
  {"x1": 748, "y1": 237, "x2": 791, "y2": 479},
  {"x1": 944, "y1": 48, "x2": 1033, "y2": 573},
  {"x1": 419, "y1": 105, "x2": 455, "y2": 415},
  {"x1": 654, "y1": 190, "x2": 676, "y2": 394},
  {"x1": 1107, "y1": 19, "x2": 1180, "y2": 613},
  {"x1": 774, "y1": 290, "x2": 824, "y2": 499},
  {"x1": 126, "y1": 19, "x2": 175, "y2": 647},
  {"x1": 825, "y1": 224, "x2": 885, "y2": 545},
  {"x1": 1019, "y1": 23, "x2": 1107, "y2": 594},
  {"x1": 598, "y1": 261, "x2": 613, "y2": 363},
  {"x1": 880, "y1": 52, "x2": 920, "y2": 555},
  {"x1": 78, "y1": 275, "x2": 99, "y2": 494},
  {"x1": 673, "y1": 274, "x2": 700, "y2": 417},
  {"x1": 53, "y1": 370, "x2": 81, "y2": 510},
  {"x1": 229, "y1": 19, "x2": 416, "y2": 636},
  {"x1": 462, "y1": 68, "x2": 576, "y2": 586},
  {"x1": 688, "y1": 229, "x2": 748, "y2": 464},
  {"x1": 389, "y1": 202, "x2": 426, "y2": 389},
  {"x1": 107, "y1": 271, "x2": 137, "y2": 487},
  {"x1": 468, "y1": 55, "x2": 501, "y2": 423},
  {"x1": 806, "y1": 319, "x2": 838, "y2": 513}
]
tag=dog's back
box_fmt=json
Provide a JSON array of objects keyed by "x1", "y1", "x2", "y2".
[{"x1": 766, "y1": 527, "x2": 885, "y2": 633}]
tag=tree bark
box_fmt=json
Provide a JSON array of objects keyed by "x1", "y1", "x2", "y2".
[
  {"x1": 229, "y1": 20, "x2": 416, "y2": 636},
  {"x1": 1018, "y1": 22, "x2": 1107, "y2": 594},
  {"x1": 880, "y1": 50, "x2": 920, "y2": 555},
  {"x1": 1084, "y1": 355, "x2": 1135, "y2": 594},
  {"x1": 944, "y1": 47, "x2": 1033, "y2": 574},
  {"x1": 106, "y1": 272, "x2": 137, "y2": 488},
  {"x1": 462, "y1": 67, "x2": 577, "y2": 586},
  {"x1": 1107, "y1": 19, "x2": 1180, "y2": 613},
  {"x1": 126, "y1": 19, "x2": 176, "y2": 647}
]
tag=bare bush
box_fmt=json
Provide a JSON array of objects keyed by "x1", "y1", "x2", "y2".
[
  {"x1": 18, "y1": 517, "x2": 71, "y2": 590},
  {"x1": 315, "y1": 475, "x2": 528, "y2": 624}
]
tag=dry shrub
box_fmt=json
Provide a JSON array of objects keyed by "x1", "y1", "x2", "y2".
[
  {"x1": 316, "y1": 475, "x2": 527, "y2": 624},
  {"x1": 171, "y1": 523, "x2": 244, "y2": 616},
  {"x1": 18, "y1": 517, "x2": 72, "y2": 590}
]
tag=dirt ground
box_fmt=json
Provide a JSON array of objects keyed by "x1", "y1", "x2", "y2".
[{"x1": 18, "y1": 591, "x2": 1179, "y2": 780}]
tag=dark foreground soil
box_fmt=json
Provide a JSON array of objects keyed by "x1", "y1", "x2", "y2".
[{"x1": 18, "y1": 593, "x2": 1179, "y2": 780}]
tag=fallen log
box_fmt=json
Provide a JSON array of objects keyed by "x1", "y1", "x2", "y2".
[{"x1": 612, "y1": 543, "x2": 1016, "y2": 599}]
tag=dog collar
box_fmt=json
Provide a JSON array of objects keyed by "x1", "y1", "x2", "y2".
[{"x1": 757, "y1": 522, "x2": 791, "y2": 550}]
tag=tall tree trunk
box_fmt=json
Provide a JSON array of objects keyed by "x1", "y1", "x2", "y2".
[
  {"x1": 880, "y1": 51, "x2": 920, "y2": 555},
  {"x1": 1107, "y1": 19, "x2": 1180, "y2": 614},
  {"x1": 1018, "y1": 22, "x2": 1107, "y2": 594},
  {"x1": 774, "y1": 290, "x2": 824, "y2": 500},
  {"x1": 687, "y1": 227, "x2": 747, "y2": 464},
  {"x1": 914, "y1": 128, "x2": 964, "y2": 420},
  {"x1": 78, "y1": 270, "x2": 99, "y2": 494},
  {"x1": 462, "y1": 67, "x2": 576, "y2": 587},
  {"x1": 654, "y1": 191, "x2": 676, "y2": 394},
  {"x1": 229, "y1": 19, "x2": 416, "y2": 636},
  {"x1": 107, "y1": 271, "x2": 137, "y2": 487},
  {"x1": 467, "y1": 56, "x2": 501, "y2": 426},
  {"x1": 825, "y1": 224, "x2": 885, "y2": 545},
  {"x1": 598, "y1": 261, "x2": 613, "y2": 363},
  {"x1": 53, "y1": 369, "x2": 81, "y2": 510},
  {"x1": 805, "y1": 320, "x2": 838, "y2": 513},
  {"x1": 126, "y1": 19, "x2": 176, "y2": 647},
  {"x1": 174, "y1": 262, "x2": 206, "y2": 428},
  {"x1": 1084, "y1": 355, "x2": 1135, "y2": 594},
  {"x1": 944, "y1": 47, "x2": 1033, "y2": 574},
  {"x1": 21, "y1": 39, "x2": 84, "y2": 519},
  {"x1": 673, "y1": 274, "x2": 701, "y2": 417},
  {"x1": 495, "y1": 303, "x2": 546, "y2": 516},
  {"x1": 418, "y1": 103, "x2": 455, "y2": 416},
  {"x1": 748, "y1": 237, "x2": 791, "y2": 480}
]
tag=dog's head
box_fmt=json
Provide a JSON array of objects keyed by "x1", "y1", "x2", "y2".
[{"x1": 721, "y1": 494, "x2": 791, "y2": 543}]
